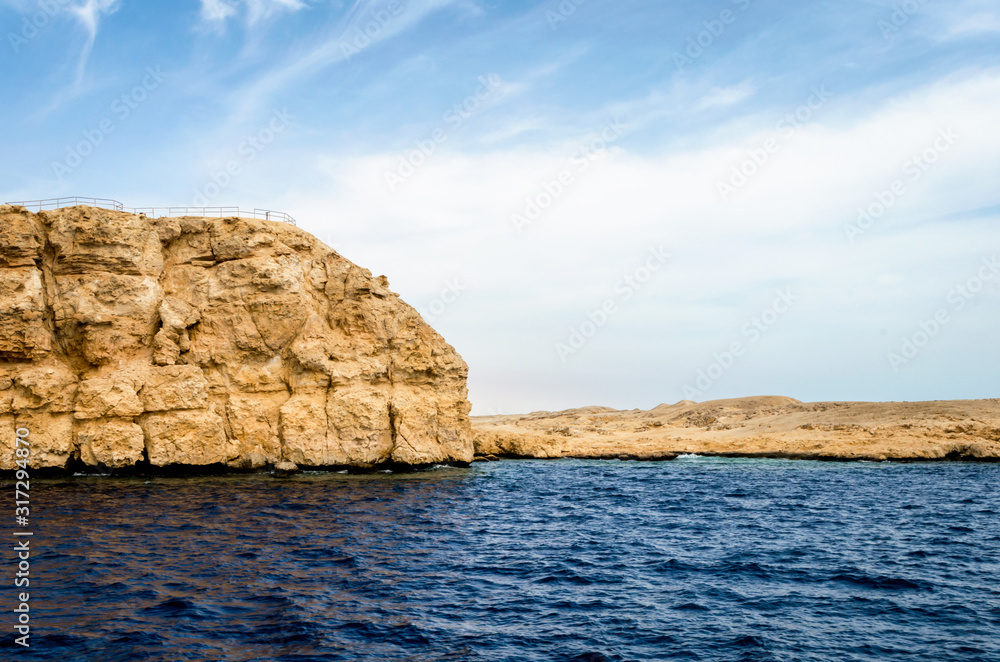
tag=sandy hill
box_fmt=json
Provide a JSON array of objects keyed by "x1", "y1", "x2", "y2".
[{"x1": 472, "y1": 396, "x2": 1000, "y2": 462}]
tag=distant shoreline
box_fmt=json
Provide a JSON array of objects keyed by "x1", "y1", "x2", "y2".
[{"x1": 472, "y1": 396, "x2": 1000, "y2": 463}]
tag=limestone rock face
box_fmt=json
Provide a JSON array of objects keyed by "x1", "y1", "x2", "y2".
[{"x1": 0, "y1": 205, "x2": 472, "y2": 470}]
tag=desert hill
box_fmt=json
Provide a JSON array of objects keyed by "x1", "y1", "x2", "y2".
[{"x1": 472, "y1": 396, "x2": 1000, "y2": 462}]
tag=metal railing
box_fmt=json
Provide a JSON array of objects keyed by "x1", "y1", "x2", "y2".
[
  {"x1": 5, "y1": 196, "x2": 125, "y2": 211},
  {"x1": 128, "y1": 207, "x2": 297, "y2": 225},
  {"x1": 4, "y1": 196, "x2": 297, "y2": 225}
]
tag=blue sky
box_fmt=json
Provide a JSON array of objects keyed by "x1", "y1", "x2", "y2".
[{"x1": 2, "y1": 0, "x2": 999, "y2": 414}]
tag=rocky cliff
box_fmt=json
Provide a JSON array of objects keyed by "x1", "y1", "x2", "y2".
[{"x1": 0, "y1": 205, "x2": 473, "y2": 472}]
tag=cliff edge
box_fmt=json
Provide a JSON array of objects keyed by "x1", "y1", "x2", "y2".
[{"x1": 0, "y1": 205, "x2": 473, "y2": 471}]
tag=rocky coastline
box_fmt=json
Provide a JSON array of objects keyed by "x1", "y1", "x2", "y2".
[
  {"x1": 0, "y1": 205, "x2": 473, "y2": 475},
  {"x1": 3, "y1": 205, "x2": 995, "y2": 476},
  {"x1": 472, "y1": 396, "x2": 1000, "y2": 463}
]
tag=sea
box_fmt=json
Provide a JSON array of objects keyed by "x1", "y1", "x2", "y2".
[{"x1": 4, "y1": 457, "x2": 1000, "y2": 661}]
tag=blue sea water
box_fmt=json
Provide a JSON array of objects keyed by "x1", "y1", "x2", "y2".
[{"x1": 4, "y1": 457, "x2": 1000, "y2": 661}]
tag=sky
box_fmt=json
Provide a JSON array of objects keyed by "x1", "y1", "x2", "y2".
[{"x1": 1, "y1": 0, "x2": 999, "y2": 415}]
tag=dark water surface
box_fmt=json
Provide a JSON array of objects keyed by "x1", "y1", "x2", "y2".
[{"x1": 4, "y1": 457, "x2": 1000, "y2": 661}]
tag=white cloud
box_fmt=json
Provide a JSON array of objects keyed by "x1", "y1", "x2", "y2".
[
  {"x1": 292, "y1": 70, "x2": 1000, "y2": 413},
  {"x1": 200, "y1": 0, "x2": 238, "y2": 23},
  {"x1": 945, "y1": 12, "x2": 1000, "y2": 37},
  {"x1": 694, "y1": 82, "x2": 756, "y2": 110},
  {"x1": 68, "y1": 0, "x2": 120, "y2": 85},
  {"x1": 218, "y1": 0, "x2": 460, "y2": 125},
  {"x1": 199, "y1": 0, "x2": 306, "y2": 27}
]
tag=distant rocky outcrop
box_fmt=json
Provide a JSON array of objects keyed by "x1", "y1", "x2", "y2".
[
  {"x1": 0, "y1": 205, "x2": 472, "y2": 472},
  {"x1": 473, "y1": 397, "x2": 1000, "y2": 462}
]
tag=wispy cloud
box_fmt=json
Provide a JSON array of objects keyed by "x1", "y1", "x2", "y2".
[
  {"x1": 199, "y1": 0, "x2": 307, "y2": 28},
  {"x1": 200, "y1": 0, "x2": 239, "y2": 23},
  {"x1": 220, "y1": 0, "x2": 460, "y2": 124},
  {"x1": 67, "y1": 0, "x2": 120, "y2": 86},
  {"x1": 695, "y1": 82, "x2": 757, "y2": 110},
  {"x1": 945, "y1": 12, "x2": 1000, "y2": 38},
  {"x1": 247, "y1": 0, "x2": 306, "y2": 23}
]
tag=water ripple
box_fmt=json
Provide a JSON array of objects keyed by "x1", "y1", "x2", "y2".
[{"x1": 6, "y1": 459, "x2": 1000, "y2": 661}]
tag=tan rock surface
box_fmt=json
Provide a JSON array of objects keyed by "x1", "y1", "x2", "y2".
[
  {"x1": 77, "y1": 419, "x2": 146, "y2": 467},
  {"x1": 0, "y1": 205, "x2": 472, "y2": 470},
  {"x1": 473, "y1": 396, "x2": 1000, "y2": 462}
]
